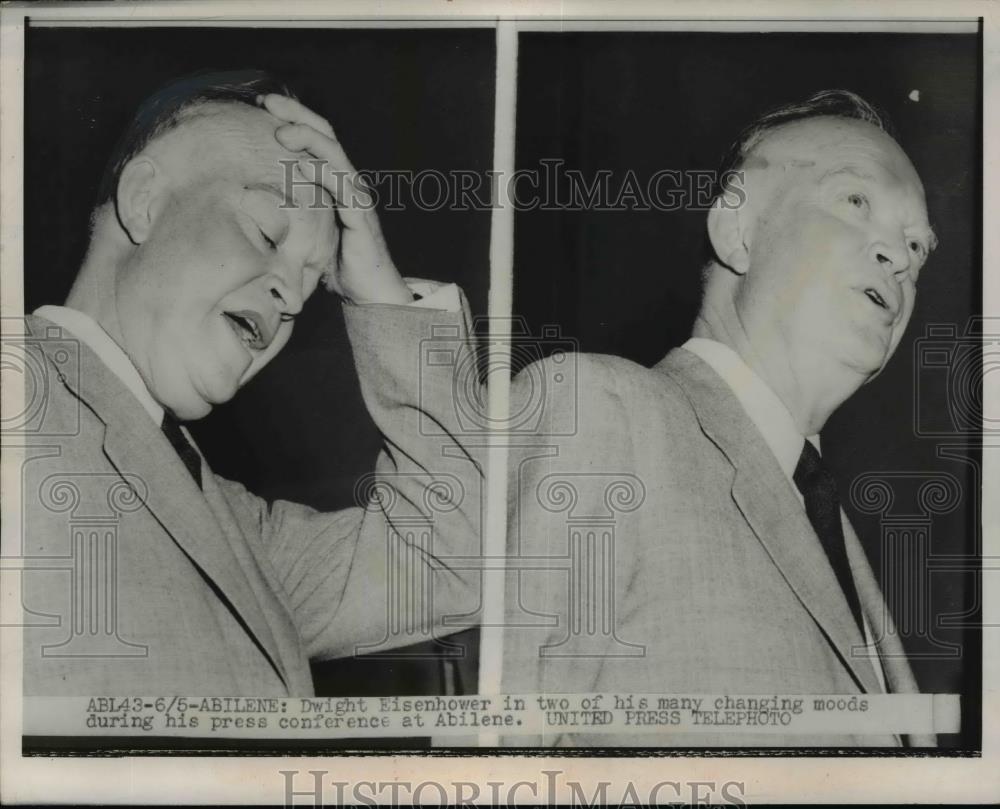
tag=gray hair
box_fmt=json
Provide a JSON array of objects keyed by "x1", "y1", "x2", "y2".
[
  {"x1": 94, "y1": 69, "x2": 295, "y2": 210},
  {"x1": 715, "y1": 89, "x2": 893, "y2": 196}
]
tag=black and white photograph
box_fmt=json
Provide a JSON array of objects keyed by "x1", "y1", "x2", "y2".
[
  {"x1": 502, "y1": 28, "x2": 980, "y2": 751},
  {"x1": 0, "y1": 2, "x2": 996, "y2": 806},
  {"x1": 16, "y1": 23, "x2": 493, "y2": 748}
]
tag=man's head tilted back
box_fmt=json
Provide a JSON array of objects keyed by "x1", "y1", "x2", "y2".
[
  {"x1": 70, "y1": 70, "x2": 338, "y2": 421},
  {"x1": 698, "y1": 90, "x2": 936, "y2": 433}
]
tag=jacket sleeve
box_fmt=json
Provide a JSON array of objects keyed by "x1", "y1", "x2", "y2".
[{"x1": 224, "y1": 294, "x2": 485, "y2": 662}]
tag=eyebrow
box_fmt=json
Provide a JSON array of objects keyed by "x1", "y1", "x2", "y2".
[
  {"x1": 819, "y1": 165, "x2": 878, "y2": 183},
  {"x1": 244, "y1": 181, "x2": 296, "y2": 209},
  {"x1": 821, "y1": 165, "x2": 938, "y2": 250}
]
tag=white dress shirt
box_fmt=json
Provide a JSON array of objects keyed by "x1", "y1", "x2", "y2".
[
  {"x1": 35, "y1": 280, "x2": 460, "y2": 449},
  {"x1": 36, "y1": 304, "x2": 166, "y2": 421},
  {"x1": 683, "y1": 337, "x2": 814, "y2": 484},
  {"x1": 682, "y1": 337, "x2": 887, "y2": 691}
]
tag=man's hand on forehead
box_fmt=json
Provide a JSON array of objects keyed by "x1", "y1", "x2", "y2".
[
  {"x1": 257, "y1": 93, "x2": 412, "y2": 306},
  {"x1": 259, "y1": 93, "x2": 372, "y2": 216}
]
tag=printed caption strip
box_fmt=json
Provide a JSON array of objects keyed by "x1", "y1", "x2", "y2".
[{"x1": 25, "y1": 693, "x2": 959, "y2": 738}]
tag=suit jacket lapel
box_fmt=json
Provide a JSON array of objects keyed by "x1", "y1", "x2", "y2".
[
  {"x1": 842, "y1": 516, "x2": 905, "y2": 689},
  {"x1": 657, "y1": 347, "x2": 882, "y2": 693},
  {"x1": 32, "y1": 316, "x2": 290, "y2": 690},
  {"x1": 201, "y1": 471, "x2": 309, "y2": 692},
  {"x1": 843, "y1": 518, "x2": 934, "y2": 746}
]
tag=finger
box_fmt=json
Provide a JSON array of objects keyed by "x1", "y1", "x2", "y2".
[
  {"x1": 275, "y1": 122, "x2": 357, "y2": 176},
  {"x1": 276, "y1": 124, "x2": 374, "y2": 214},
  {"x1": 259, "y1": 93, "x2": 335, "y2": 138},
  {"x1": 299, "y1": 155, "x2": 374, "y2": 217}
]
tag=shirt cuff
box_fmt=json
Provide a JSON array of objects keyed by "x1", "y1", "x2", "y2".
[{"x1": 404, "y1": 279, "x2": 462, "y2": 312}]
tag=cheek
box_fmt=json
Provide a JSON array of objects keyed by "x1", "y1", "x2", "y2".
[
  {"x1": 152, "y1": 232, "x2": 266, "y2": 322},
  {"x1": 892, "y1": 285, "x2": 917, "y2": 336},
  {"x1": 788, "y1": 218, "x2": 866, "y2": 307},
  {"x1": 751, "y1": 207, "x2": 823, "y2": 288}
]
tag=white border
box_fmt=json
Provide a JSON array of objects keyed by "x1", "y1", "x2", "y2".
[{"x1": 1, "y1": 0, "x2": 996, "y2": 804}]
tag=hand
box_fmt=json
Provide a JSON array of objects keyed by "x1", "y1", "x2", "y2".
[{"x1": 260, "y1": 93, "x2": 413, "y2": 306}]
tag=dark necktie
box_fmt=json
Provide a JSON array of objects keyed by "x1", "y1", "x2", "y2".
[
  {"x1": 793, "y1": 441, "x2": 865, "y2": 638},
  {"x1": 161, "y1": 412, "x2": 202, "y2": 489}
]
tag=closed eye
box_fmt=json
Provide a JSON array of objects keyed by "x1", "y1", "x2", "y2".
[{"x1": 259, "y1": 228, "x2": 278, "y2": 250}]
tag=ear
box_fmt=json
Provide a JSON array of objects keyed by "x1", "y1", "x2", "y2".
[
  {"x1": 115, "y1": 156, "x2": 167, "y2": 245},
  {"x1": 706, "y1": 199, "x2": 751, "y2": 275}
]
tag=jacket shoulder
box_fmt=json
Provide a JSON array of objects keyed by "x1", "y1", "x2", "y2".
[{"x1": 516, "y1": 350, "x2": 692, "y2": 441}]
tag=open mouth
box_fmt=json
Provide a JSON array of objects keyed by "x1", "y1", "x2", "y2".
[
  {"x1": 222, "y1": 310, "x2": 268, "y2": 351},
  {"x1": 863, "y1": 287, "x2": 890, "y2": 311}
]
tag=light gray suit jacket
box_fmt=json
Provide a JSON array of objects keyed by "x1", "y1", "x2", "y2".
[
  {"x1": 20, "y1": 302, "x2": 482, "y2": 696},
  {"x1": 502, "y1": 347, "x2": 933, "y2": 747}
]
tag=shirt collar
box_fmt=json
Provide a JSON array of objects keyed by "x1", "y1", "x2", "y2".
[
  {"x1": 34, "y1": 305, "x2": 165, "y2": 425},
  {"x1": 682, "y1": 337, "x2": 819, "y2": 483}
]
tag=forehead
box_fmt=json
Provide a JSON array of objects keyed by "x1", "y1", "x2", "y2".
[
  {"x1": 153, "y1": 104, "x2": 338, "y2": 270},
  {"x1": 161, "y1": 102, "x2": 332, "y2": 207},
  {"x1": 747, "y1": 116, "x2": 927, "y2": 205}
]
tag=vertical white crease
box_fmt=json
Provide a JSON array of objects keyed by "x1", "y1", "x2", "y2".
[{"x1": 478, "y1": 19, "x2": 518, "y2": 747}]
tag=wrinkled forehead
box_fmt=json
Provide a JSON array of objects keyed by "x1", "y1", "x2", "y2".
[{"x1": 745, "y1": 116, "x2": 927, "y2": 204}]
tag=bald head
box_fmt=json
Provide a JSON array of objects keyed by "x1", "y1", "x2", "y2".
[
  {"x1": 140, "y1": 101, "x2": 301, "y2": 201},
  {"x1": 93, "y1": 69, "x2": 293, "y2": 208},
  {"x1": 735, "y1": 116, "x2": 931, "y2": 248}
]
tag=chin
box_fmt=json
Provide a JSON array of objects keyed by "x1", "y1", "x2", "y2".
[
  {"x1": 852, "y1": 318, "x2": 896, "y2": 359},
  {"x1": 202, "y1": 380, "x2": 241, "y2": 410},
  {"x1": 238, "y1": 356, "x2": 269, "y2": 387},
  {"x1": 172, "y1": 399, "x2": 214, "y2": 422},
  {"x1": 847, "y1": 343, "x2": 893, "y2": 380},
  {"x1": 185, "y1": 368, "x2": 242, "y2": 418},
  {"x1": 829, "y1": 332, "x2": 881, "y2": 380}
]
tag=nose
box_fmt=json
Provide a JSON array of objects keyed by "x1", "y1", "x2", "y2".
[
  {"x1": 869, "y1": 233, "x2": 911, "y2": 280},
  {"x1": 266, "y1": 263, "x2": 305, "y2": 317}
]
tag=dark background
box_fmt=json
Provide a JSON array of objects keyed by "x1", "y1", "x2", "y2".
[
  {"x1": 513, "y1": 31, "x2": 981, "y2": 750},
  {"x1": 24, "y1": 26, "x2": 493, "y2": 727},
  {"x1": 24, "y1": 25, "x2": 982, "y2": 753}
]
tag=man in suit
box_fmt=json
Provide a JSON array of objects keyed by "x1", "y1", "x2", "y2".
[
  {"x1": 502, "y1": 90, "x2": 938, "y2": 746},
  {"x1": 18, "y1": 71, "x2": 482, "y2": 696}
]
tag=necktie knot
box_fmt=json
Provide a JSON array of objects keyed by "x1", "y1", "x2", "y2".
[
  {"x1": 161, "y1": 413, "x2": 203, "y2": 489},
  {"x1": 794, "y1": 439, "x2": 830, "y2": 489}
]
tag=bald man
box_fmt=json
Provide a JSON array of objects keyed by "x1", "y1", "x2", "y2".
[
  {"x1": 502, "y1": 90, "x2": 938, "y2": 747},
  {"x1": 20, "y1": 71, "x2": 481, "y2": 696}
]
